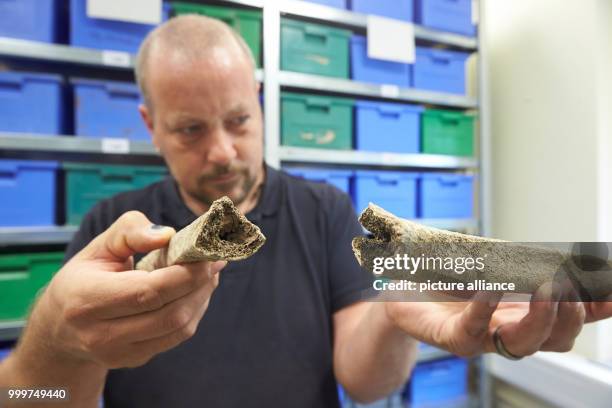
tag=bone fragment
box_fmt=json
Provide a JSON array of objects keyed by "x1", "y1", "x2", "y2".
[
  {"x1": 136, "y1": 196, "x2": 266, "y2": 271},
  {"x1": 352, "y1": 203, "x2": 612, "y2": 300}
]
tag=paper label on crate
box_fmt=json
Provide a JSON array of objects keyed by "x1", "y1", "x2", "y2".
[
  {"x1": 367, "y1": 16, "x2": 415, "y2": 64},
  {"x1": 87, "y1": 0, "x2": 162, "y2": 25},
  {"x1": 380, "y1": 85, "x2": 400, "y2": 98},
  {"x1": 102, "y1": 51, "x2": 131, "y2": 67},
  {"x1": 102, "y1": 138, "x2": 130, "y2": 154}
]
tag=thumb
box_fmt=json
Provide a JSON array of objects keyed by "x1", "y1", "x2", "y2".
[{"x1": 79, "y1": 211, "x2": 175, "y2": 262}]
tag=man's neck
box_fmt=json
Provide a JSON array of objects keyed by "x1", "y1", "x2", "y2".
[{"x1": 179, "y1": 165, "x2": 266, "y2": 216}]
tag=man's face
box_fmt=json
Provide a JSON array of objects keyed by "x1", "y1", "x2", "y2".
[{"x1": 140, "y1": 45, "x2": 264, "y2": 209}]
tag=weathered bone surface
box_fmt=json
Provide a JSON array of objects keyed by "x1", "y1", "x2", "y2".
[
  {"x1": 136, "y1": 196, "x2": 266, "y2": 271},
  {"x1": 352, "y1": 203, "x2": 612, "y2": 300}
]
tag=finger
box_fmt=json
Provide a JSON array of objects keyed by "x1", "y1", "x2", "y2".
[
  {"x1": 584, "y1": 294, "x2": 612, "y2": 322},
  {"x1": 120, "y1": 276, "x2": 219, "y2": 367},
  {"x1": 494, "y1": 282, "x2": 561, "y2": 357},
  {"x1": 73, "y1": 262, "x2": 216, "y2": 320},
  {"x1": 102, "y1": 273, "x2": 218, "y2": 344},
  {"x1": 459, "y1": 291, "x2": 503, "y2": 338},
  {"x1": 80, "y1": 211, "x2": 175, "y2": 263},
  {"x1": 541, "y1": 286, "x2": 585, "y2": 351}
]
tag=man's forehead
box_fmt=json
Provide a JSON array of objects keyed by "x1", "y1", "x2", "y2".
[
  {"x1": 164, "y1": 102, "x2": 250, "y2": 121},
  {"x1": 150, "y1": 42, "x2": 250, "y2": 73}
]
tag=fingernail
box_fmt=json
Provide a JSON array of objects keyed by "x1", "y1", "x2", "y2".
[{"x1": 149, "y1": 224, "x2": 174, "y2": 235}]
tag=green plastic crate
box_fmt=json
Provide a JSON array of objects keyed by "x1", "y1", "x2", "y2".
[
  {"x1": 64, "y1": 163, "x2": 168, "y2": 225},
  {"x1": 0, "y1": 252, "x2": 63, "y2": 321},
  {"x1": 171, "y1": 3, "x2": 262, "y2": 67},
  {"x1": 281, "y1": 19, "x2": 351, "y2": 78},
  {"x1": 281, "y1": 92, "x2": 353, "y2": 150},
  {"x1": 421, "y1": 109, "x2": 475, "y2": 156}
]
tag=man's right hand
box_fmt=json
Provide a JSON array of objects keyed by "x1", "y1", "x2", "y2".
[
  {"x1": 45, "y1": 211, "x2": 224, "y2": 369},
  {"x1": 1, "y1": 211, "x2": 225, "y2": 401}
]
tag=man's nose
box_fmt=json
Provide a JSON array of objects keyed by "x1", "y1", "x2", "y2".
[{"x1": 206, "y1": 129, "x2": 237, "y2": 166}]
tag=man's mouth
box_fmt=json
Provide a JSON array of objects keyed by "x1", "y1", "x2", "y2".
[{"x1": 209, "y1": 172, "x2": 238, "y2": 184}]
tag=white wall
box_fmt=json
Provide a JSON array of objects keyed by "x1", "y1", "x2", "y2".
[
  {"x1": 482, "y1": 0, "x2": 611, "y2": 241},
  {"x1": 482, "y1": 0, "x2": 612, "y2": 380},
  {"x1": 596, "y1": 0, "x2": 612, "y2": 241}
]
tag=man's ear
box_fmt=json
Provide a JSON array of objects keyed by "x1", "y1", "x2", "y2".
[
  {"x1": 139, "y1": 104, "x2": 158, "y2": 149},
  {"x1": 256, "y1": 81, "x2": 261, "y2": 93}
]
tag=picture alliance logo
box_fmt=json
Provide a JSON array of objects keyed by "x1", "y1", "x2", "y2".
[{"x1": 372, "y1": 254, "x2": 487, "y2": 276}]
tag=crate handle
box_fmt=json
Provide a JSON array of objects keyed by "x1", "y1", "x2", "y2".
[
  {"x1": 304, "y1": 26, "x2": 329, "y2": 42},
  {"x1": 100, "y1": 168, "x2": 135, "y2": 182},
  {"x1": 0, "y1": 259, "x2": 30, "y2": 273},
  {"x1": 376, "y1": 175, "x2": 400, "y2": 184},
  {"x1": 377, "y1": 105, "x2": 404, "y2": 117},
  {"x1": 305, "y1": 97, "x2": 331, "y2": 109},
  {"x1": 0, "y1": 162, "x2": 18, "y2": 176},
  {"x1": 0, "y1": 75, "x2": 23, "y2": 90},
  {"x1": 439, "y1": 113, "x2": 461, "y2": 125},
  {"x1": 431, "y1": 55, "x2": 451, "y2": 65},
  {"x1": 105, "y1": 84, "x2": 140, "y2": 100},
  {"x1": 102, "y1": 174, "x2": 134, "y2": 183},
  {"x1": 438, "y1": 177, "x2": 460, "y2": 186}
]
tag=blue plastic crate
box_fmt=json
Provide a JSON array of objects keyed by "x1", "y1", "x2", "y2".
[
  {"x1": 407, "y1": 358, "x2": 469, "y2": 407},
  {"x1": 285, "y1": 167, "x2": 352, "y2": 195},
  {"x1": 420, "y1": 173, "x2": 473, "y2": 218},
  {"x1": 355, "y1": 100, "x2": 423, "y2": 153},
  {"x1": 72, "y1": 78, "x2": 149, "y2": 140},
  {"x1": 354, "y1": 171, "x2": 418, "y2": 219},
  {"x1": 0, "y1": 161, "x2": 57, "y2": 227},
  {"x1": 70, "y1": 0, "x2": 169, "y2": 52},
  {"x1": 350, "y1": 0, "x2": 414, "y2": 21},
  {"x1": 0, "y1": 0, "x2": 60, "y2": 43},
  {"x1": 0, "y1": 71, "x2": 64, "y2": 135},
  {"x1": 350, "y1": 35, "x2": 412, "y2": 87},
  {"x1": 0, "y1": 348, "x2": 10, "y2": 361},
  {"x1": 305, "y1": 0, "x2": 346, "y2": 8},
  {"x1": 414, "y1": 47, "x2": 470, "y2": 94},
  {"x1": 415, "y1": 0, "x2": 476, "y2": 37}
]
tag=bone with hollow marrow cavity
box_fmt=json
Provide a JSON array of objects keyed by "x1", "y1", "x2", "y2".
[
  {"x1": 352, "y1": 203, "x2": 612, "y2": 300},
  {"x1": 136, "y1": 196, "x2": 266, "y2": 271}
]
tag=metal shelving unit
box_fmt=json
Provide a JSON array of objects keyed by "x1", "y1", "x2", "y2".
[
  {"x1": 0, "y1": 37, "x2": 137, "y2": 68},
  {"x1": 0, "y1": 133, "x2": 158, "y2": 155},
  {"x1": 0, "y1": 3, "x2": 488, "y2": 404},
  {"x1": 278, "y1": 0, "x2": 478, "y2": 50},
  {"x1": 280, "y1": 146, "x2": 477, "y2": 169},
  {"x1": 0, "y1": 321, "x2": 25, "y2": 342},
  {"x1": 279, "y1": 71, "x2": 477, "y2": 108},
  {"x1": 0, "y1": 37, "x2": 266, "y2": 82},
  {"x1": 0, "y1": 226, "x2": 78, "y2": 246}
]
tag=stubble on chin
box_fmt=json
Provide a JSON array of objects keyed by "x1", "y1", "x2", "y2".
[{"x1": 193, "y1": 166, "x2": 256, "y2": 207}]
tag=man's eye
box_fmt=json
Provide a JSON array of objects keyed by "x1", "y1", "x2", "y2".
[
  {"x1": 179, "y1": 125, "x2": 202, "y2": 136},
  {"x1": 227, "y1": 115, "x2": 250, "y2": 128}
]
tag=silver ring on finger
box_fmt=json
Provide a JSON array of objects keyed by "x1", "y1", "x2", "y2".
[{"x1": 493, "y1": 325, "x2": 524, "y2": 360}]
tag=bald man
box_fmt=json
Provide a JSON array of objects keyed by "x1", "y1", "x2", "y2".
[{"x1": 2, "y1": 15, "x2": 610, "y2": 408}]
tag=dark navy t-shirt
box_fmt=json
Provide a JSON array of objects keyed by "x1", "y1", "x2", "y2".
[{"x1": 64, "y1": 165, "x2": 373, "y2": 408}]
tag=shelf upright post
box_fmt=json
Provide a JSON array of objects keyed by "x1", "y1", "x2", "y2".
[
  {"x1": 262, "y1": 3, "x2": 281, "y2": 169},
  {"x1": 477, "y1": 1, "x2": 493, "y2": 406}
]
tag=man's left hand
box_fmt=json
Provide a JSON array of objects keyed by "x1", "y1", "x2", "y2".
[{"x1": 385, "y1": 282, "x2": 612, "y2": 358}]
